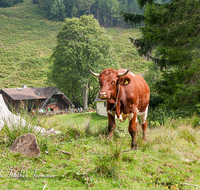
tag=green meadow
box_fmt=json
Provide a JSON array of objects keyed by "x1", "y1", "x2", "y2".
[{"x1": 0, "y1": 112, "x2": 200, "y2": 189}]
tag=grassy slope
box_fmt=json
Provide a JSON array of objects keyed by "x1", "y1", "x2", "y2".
[
  {"x1": 0, "y1": 0, "x2": 149, "y2": 89},
  {"x1": 0, "y1": 112, "x2": 200, "y2": 189},
  {"x1": 107, "y1": 28, "x2": 148, "y2": 73},
  {"x1": 0, "y1": 0, "x2": 62, "y2": 88}
]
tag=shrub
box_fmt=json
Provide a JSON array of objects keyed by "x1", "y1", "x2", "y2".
[
  {"x1": 94, "y1": 154, "x2": 119, "y2": 178},
  {"x1": 191, "y1": 114, "x2": 200, "y2": 129}
]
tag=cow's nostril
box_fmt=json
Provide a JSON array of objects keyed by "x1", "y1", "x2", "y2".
[
  {"x1": 100, "y1": 92, "x2": 107, "y2": 95},
  {"x1": 99, "y1": 91, "x2": 107, "y2": 99}
]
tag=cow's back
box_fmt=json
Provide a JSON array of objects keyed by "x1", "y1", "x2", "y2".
[{"x1": 118, "y1": 69, "x2": 150, "y2": 112}]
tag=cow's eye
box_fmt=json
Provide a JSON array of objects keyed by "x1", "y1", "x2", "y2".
[{"x1": 111, "y1": 81, "x2": 115, "y2": 85}]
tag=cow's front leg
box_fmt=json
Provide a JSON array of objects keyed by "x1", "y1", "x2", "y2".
[
  {"x1": 108, "y1": 112, "x2": 116, "y2": 138},
  {"x1": 115, "y1": 100, "x2": 121, "y2": 119},
  {"x1": 128, "y1": 113, "x2": 138, "y2": 150}
]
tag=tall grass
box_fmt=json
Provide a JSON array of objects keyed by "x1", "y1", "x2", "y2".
[
  {"x1": 0, "y1": 112, "x2": 200, "y2": 189},
  {"x1": 1, "y1": 106, "x2": 47, "y2": 147}
]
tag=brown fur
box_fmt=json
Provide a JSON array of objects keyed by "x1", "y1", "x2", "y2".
[{"x1": 97, "y1": 68, "x2": 150, "y2": 150}]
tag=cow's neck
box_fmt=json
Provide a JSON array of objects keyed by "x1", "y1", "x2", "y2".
[{"x1": 110, "y1": 85, "x2": 120, "y2": 112}]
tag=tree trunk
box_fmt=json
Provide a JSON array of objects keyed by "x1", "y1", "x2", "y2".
[
  {"x1": 82, "y1": 80, "x2": 88, "y2": 110},
  {"x1": 97, "y1": 4, "x2": 99, "y2": 24}
]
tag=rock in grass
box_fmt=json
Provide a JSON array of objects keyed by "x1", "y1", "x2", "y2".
[{"x1": 9, "y1": 133, "x2": 40, "y2": 158}]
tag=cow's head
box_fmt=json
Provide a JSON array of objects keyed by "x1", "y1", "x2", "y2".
[{"x1": 89, "y1": 68, "x2": 129, "y2": 100}]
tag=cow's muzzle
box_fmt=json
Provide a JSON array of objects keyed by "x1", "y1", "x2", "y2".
[{"x1": 99, "y1": 91, "x2": 107, "y2": 99}]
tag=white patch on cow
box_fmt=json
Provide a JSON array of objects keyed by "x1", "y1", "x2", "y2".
[
  {"x1": 129, "y1": 113, "x2": 134, "y2": 122},
  {"x1": 118, "y1": 114, "x2": 124, "y2": 122},
  {"x1": 108, "y1": 105, "x2": 149, "y2": 125},
  {"x1": 130, "y1": 72, "x2": 134, "y2": 77},
  {"x1": 117, "y1": 112, "x2": 134, "y2": 123},
  {"x1": 137, "y1": 105, "x2": 149, "y2": 124}
]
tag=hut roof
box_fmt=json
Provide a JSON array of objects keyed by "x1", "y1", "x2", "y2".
[{"x1": 1, "y1": 86, "x2": 74, "y2": 108}]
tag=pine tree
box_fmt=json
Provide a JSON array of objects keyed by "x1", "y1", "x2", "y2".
[{"x1": 122, "y1": 0, "x2": 200, "y2": 109}]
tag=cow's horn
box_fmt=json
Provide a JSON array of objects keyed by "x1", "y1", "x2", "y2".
[
  {"x1": 89, "y1": 69, "x2": 100, "y2": 77},
  {"x1": 118, "y1": 69, "x2": 129, "y2": 77}
]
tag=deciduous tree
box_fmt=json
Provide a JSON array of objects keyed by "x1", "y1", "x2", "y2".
[{"x1": 50, "y1": 15, "x2": 113, "y2": 109}]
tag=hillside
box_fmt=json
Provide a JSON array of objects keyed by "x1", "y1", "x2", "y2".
[
  {"x1": 0, "y1": 0, "x2": 149, "y2": 89},
  {"x1": 0, "y1": 0, "x2": 62, "y2": 88}
]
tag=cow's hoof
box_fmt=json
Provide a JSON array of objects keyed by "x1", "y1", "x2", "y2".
[
  {"x1": 131, "y1": 147, "x2": 138, "y2": 151},
  {"x1": 142, "y1": 137, "x2": 147, "y2": 142},
  {"x1": 107, "y1": 135, "x2": 113, "y2": 140}
]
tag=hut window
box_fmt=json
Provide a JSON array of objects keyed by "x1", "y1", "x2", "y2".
[{"x1": 50, "y1": 98, "x2": 57, "y2": 102}]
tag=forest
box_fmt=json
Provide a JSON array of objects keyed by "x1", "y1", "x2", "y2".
[{"x1": 0, "y1": 0, "x2": 170, "y2": 27}]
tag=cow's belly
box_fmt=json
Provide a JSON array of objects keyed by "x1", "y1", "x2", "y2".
[
  {"x1": 119, "y1": 112, "x2": 134, "y2": 123},
  {"x1": 107, "y1": 110, "x2": 133, "y2": 123},
  {"x1": 108, "y1": 105, "x2": 148, "y2": 124}
]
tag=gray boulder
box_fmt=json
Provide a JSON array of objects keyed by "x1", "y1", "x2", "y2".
[{"x1": 9, "y1": 133, "x2": 40, "y2": 158}]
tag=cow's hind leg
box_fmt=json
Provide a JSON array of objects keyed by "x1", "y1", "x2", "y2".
[
  {"x1": 141, "y1": 119, "x2": 147, "y2": 141},
  {"x1": 141, "y1": 105, "x2": 148, "y2": 141},
  {"x1": 136, "y1": 116, "x2": 139, "y2": 133},
  {"x1": 128, "y1": 114, "x2": 138, "y2": 150}
]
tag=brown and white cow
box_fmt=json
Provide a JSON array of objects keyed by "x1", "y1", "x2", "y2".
[{"x1": 90, "y1": 68, "x2": 150, "y2": 150}]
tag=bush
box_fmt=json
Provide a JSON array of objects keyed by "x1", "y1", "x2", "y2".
[{"x1": 191, "y1": 114, "x2": 200, "y2": 129}]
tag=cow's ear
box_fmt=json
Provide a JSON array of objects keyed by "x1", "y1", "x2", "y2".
[{"x1": 118, "y1": 77, "x2": 130, "y2": 86}]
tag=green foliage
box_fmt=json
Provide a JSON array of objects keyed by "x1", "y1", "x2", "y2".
[
  {"x1": 50, "y1": 0, "x2": 66, "y2": 20},
  {"x1": 144, "y1": 62, "x2": 163, "y2": 110},
  {"x1": 121, "y1": 12, "x2": 145, "y2": 27},
  {"x1": 178, "y1": 127, "x2": 197, "y2": 144},
  {"x1": 74, "y1": 170, "x2": 95, "y2": 187},
  {"x1": 78, "y1": 0, "x2": 95, "y2": 12},
  {"x1": 95, "y1": 141, "x2": 121, "y2": 179},
  {"x1": 33, "y1": 0, "x2": 144, "y2": 26},
  {"x1": 38, "y1": 137, "x2": 49, "y2": 153},
  {"x1": 71, "y1": 2, "x2": 78, "y2": 17},
  {"x1": 148, "y1": 104, "x2": 200, "y2": 128},
  {"x1": 191, "y1": 114, "x2": 200, "y2": 129},
  {"x1": 94, "y1": 153, "x2": 119, "y2": 178},
  {"x1": 50, "y1": 15, "x2": 114, "y2": 109},
  {"x1": 149, "y1": 171, "x2": 184, "y2": 189},
  {"x1": 0, "y1": 0, "x2": 23, "y2": 7},
  {"x1": 124, "y1": 0, "x2": 200, "y2": 109}
]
